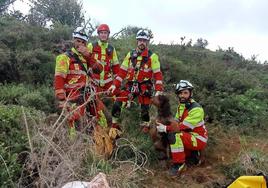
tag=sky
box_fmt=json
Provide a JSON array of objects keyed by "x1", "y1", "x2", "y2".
[{"x1": 12, "y1": 0, "x2": 268, "y2": 62}]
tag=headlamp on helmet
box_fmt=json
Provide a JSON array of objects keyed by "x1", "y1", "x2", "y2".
[
  {"x1": 174, "y1": 80, "x2": 194, "y2": 94},
  {"x1": 72, "y1": 27, "x2": 88, "y2": 42},
  {"x1": 136, "y1": 29, "x2": 151, "y2": 41}
]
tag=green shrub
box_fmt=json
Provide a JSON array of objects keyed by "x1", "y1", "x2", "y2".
[
  {"x1": 0, "y1": 83, "x2": 56, "y2": 113},
  {"x1": 18, "y1": 90, "x2": 54, "y2": 113},
  {"x1": 0, "y1": 83, "x2": 29, "y2": 104},
  {"x1": 83, "y1": 152, "x2": 113, "y2": 176},
  {"x1": 0, "y1": 105, "x2": 39, "y2": 186}
]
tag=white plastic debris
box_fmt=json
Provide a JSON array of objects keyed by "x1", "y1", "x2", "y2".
[{"x1": 62, "y1": 173, "x2": 110, "y2": 188}]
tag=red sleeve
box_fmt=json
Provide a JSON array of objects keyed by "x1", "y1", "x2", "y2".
[
  {"x1": 86, "y1": 54, "x2": 103, "y2": 74},
  {"x1": 153, "y1": 71, "x2": 163, "y2": 91},
  {"x1": 54, "y1": 76, "x2": 64, "y2": 90},
  {"x1": 114, "y1": 67, "x2": 128, "y2": 88},
  {"x1": 85, "y1": 54, "x2": 96, "y2": 67},
  {"x1": 112, "y1": 64, "x2": 120, "y2": 75},
  {"x1": 166, "y1": 121, "x2": 180, "y2": 132},
  {"x1": 54, "y1": 76, "x2": 66, "y2": 100}
]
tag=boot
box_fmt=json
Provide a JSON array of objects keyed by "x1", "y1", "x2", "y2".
[
  {"x1": 168, "y1": 163, "x2": 186, "y2": 176},
  {"x1": 187, "y1": 150, "x2": 201, "y2": 166}
]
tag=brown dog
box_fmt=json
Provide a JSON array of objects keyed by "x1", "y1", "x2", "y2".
[
  {"x1": 149, "y1": 95, "x2": 179, "y2": 160},
  {"x1": 151, "y1": 95, "x2": 204, "y2": 166}
]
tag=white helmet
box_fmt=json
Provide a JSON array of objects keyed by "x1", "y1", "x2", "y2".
[
  {"x1": 136, "y1": 29, "x2": 150, "y2": 41},
  {"x1": 72, "y1": 27, "x2": 88, "y2": 42},
  {"x1": 175, "y1": 80, "x2": 194, "y2": 94}
]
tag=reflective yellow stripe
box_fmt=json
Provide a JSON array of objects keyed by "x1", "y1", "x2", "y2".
[
  {"x1": 191, "y1": 132, "x2": 208, "y2": 144},
  {"x1": 99, "y1": 70, "x2": 105, "y2": 86},
  {"x1": 170, "y1": 133, "x2": 184, "y2": 152},
  {"x1": 155, "y1": 80, "x2": 163, "y2": 84},
  {"x1": 153, "y1": 68, "x2": 161, "y2": 73},
  {"x1": 182, "y1": 120, "x2": 205, "y2": 129},
  {"x1": 55, "y1": 89, "x2": 65, "y2": 95},
  {"x1": 55, "y1": 72, "x2": 67, "y2": 78},
  {"x1": 121, "y1": 65, "x2": 128, "y2": 71},
  {"x1": 94, "y1": 77, "x2": 113, "y2": 85},
  {"x1": 191, "y1": 135, "x2": 198, "y2": 147},
  {"x1": 116, "y1": 76, "x2": 123, "y2": 82},
  {"x1": 196, "y1": 135, "x2": 208, "y2": 143},
  {"x1": 112, "y1": 61, "x2": 119, "y2": 65},
  {"x1": 171, "y1": 148, "x2": 184, "y2": 152},
  {"x1": 69, "y1": 70, "x2": 87, "y2": 75},
  {"x1": 64, "y1": 83, "x2": 84, "y2": 89},
  {"x1": 98, "y1": 110, "x2": 108, "y2": 128},
  {"x1": 143, "y1": 68, "x2": 152, "y2": 72}
]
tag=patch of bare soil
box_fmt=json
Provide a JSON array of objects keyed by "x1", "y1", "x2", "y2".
[
  {"x1": 143, "y1": 160, "x2": 226, "y2": 188},
  {"x1": 142, "y1": 124, "x2": 268, "y2": 188}
]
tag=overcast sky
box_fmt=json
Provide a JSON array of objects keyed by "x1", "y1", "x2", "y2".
[
  {"x1": 12, "y1": 0, "x2": 268, "y2": 62},
  {"x1": 83, "y1": 0, "x2": 268, "y2": 62}
]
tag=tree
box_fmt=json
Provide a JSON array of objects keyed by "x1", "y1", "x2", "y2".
[
  {"x1": 28, "y1": 0, "x2": 84, "y2": 27},
  {"x1": 180, "y1": 36, "x2": 186, "y2": 46},
  {"x1": 0, "y1": 0, "x2": 17, "y2": 14},
  {"x1": 111, "y1": 26, "x2": 141, "y2": 39},
  {"x1": 0, "y1": 16, "x2": 55, "y2": 84},
  {"x1": 194, "y1": 38, "x2": 208, "y2": 49},
  {"x1": 112, "y1": 26, "x2": 154, "y2": 41},
  {"x1": 26, "y1": 6, "x2": 47, "y2": 26}
]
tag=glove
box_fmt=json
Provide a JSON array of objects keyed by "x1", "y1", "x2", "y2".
[
  {"x1": 154, "y1": 91, "x2": 163, "y2": 97},
  {"x1": 108, "y1": 85, "x2": 116, "y2": 94},
  {"x1": 92, "y1": 62, "x2": 103, "y2": 74},
  {"x1": 108, "y1": 127, "x2": 122, "y2": 140},
  {"x1": 156, "y1": 122, "x2": 167, "y2": 133}
]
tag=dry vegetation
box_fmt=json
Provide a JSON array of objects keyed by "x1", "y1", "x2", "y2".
[{"x1": 20, "y1": 107, "x2": 153, "y2": 188}]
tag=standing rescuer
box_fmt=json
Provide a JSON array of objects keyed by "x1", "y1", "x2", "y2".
[
  {"x1": 87, "y1": 24, "x2": 119, "y2": 93},
  {"x1": 54, "y1": 26, "x2": 105, "y2": 139},
  {"x1": 156, "y1": 80, "x2": 208, "y2": 176},
  {"x1": 107, "y1": 29, "x2": 163, "y2": 137}
]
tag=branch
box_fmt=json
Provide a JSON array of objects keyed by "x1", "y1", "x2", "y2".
[{"x1": 111, "y1": 28, "x2": 126, "y2": 39}]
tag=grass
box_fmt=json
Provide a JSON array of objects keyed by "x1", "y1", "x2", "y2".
[{"x1": 1, "y1": 83, "x2": 268, "y2": 187}]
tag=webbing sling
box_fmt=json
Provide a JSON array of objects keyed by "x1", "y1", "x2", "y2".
[
  {"x1": 92, "y1": 42, "x2": 114, "y2": 57},
  {"x1": 65, "y1": 50, "x2": 91, "y2": 76},
  {"x1": 130, "y1": 49, "x2": 153, "y2": 80}
]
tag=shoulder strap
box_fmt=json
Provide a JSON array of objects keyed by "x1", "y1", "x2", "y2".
[
  {"x1": 92, "y1": 42, "x2": 100, "y2": 53},
  {"x1": 186, "y1": 101, "x2": 201, "y2": 111},
  {"x1": 106, "y1": 44, "x2": 114, "y2": 57},
  {"x1": 92, "y1": 41, "x2": 98, "y2": 48},
  {"x1": 130, "y1": 49, "x2": 153, "y2": 81},
  {"x1": 141, "y1": 49, "x2": 153, "y2": 66},
  {"x1": 130, "y1": 49, "x2": 139, "y2": 68},
  {"x1": 65, "y1": 50, "x2": 90, "y2": 76}
]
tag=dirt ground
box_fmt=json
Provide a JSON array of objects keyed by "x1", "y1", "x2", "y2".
[{"x1": 142, "y1": 124, "x2": 268, "y2": 188}]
